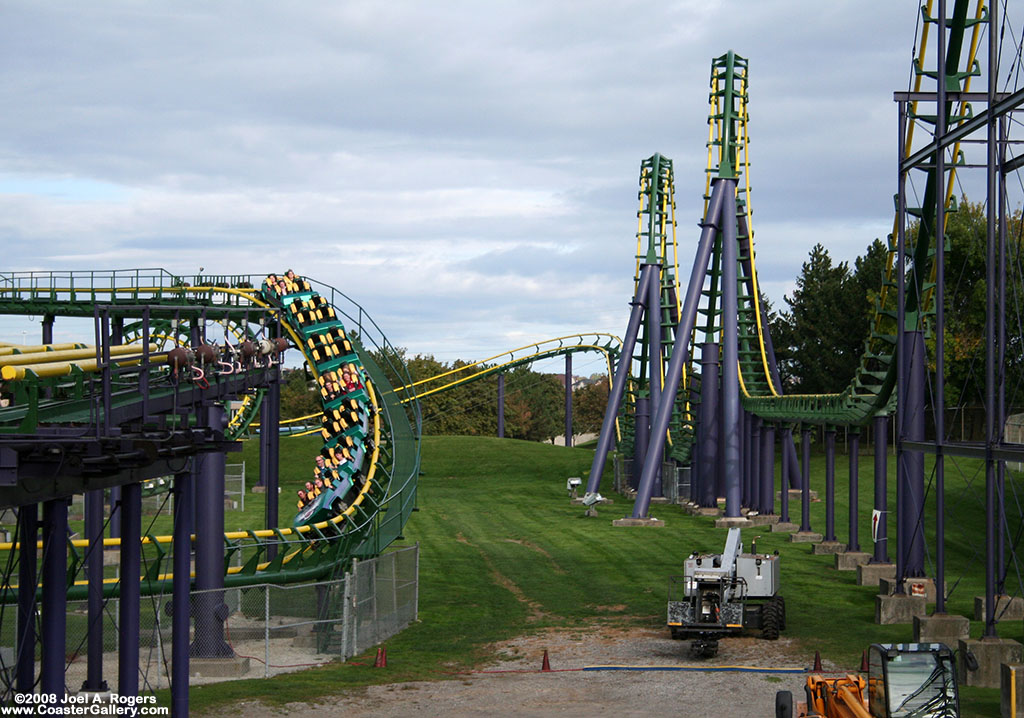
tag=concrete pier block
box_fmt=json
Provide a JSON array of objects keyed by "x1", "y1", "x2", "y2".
[
  {"x1": 835, "y1": 552, "x2": 872, "y2": 571},
  {"x1": 714, "y1": 517, "x2": 753, "y2": 529},
  {"x1": 880, "y1": 577, "x2": 936, "y2": 604},
  {"x1": 745, "y1": 514, "x2": 779, "y2": 526},
  {"x1": 778, "y1": 489, "x2": 819, "y2": 501},
  {"x1": 1002, "y1": 663, "x2": 1024, "y2": 718},
  {"x1": 876, "y1": 593, "x2": 926, "y2": 624},
  {"x1": 857, "y1": 563, "x2": 896, "y2": 587},
  {"x1": 612, "y1": 517, "x2": 664, "y2": 527},
  {"x1": 790, "y1": 531, "x2": 823, "y2": 543},
  {"x1": 697, "y1": 507, "x2": 722, "y2": 517},
  {"x1": 958, "y1": 637, "x2": 1023, "y2": 689},
  {"x1": 190, "y1": 656, "x2": 251, "y2": 678},
  {"x1": 974, "y1": 594, "x2": 1024, "y2": 622},
  {"x1": 913, "y1": 613, "x2": 970, "y2": 644},
  {"x1": 771, "y1": 522, "x2": 798, "y2": 533},
  {"x1": 812, "y1": 541, "x2": 845, "y2": 555}
]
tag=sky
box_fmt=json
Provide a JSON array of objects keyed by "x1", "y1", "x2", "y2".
[{"x1": 2, "y1": 1, "x2": 1021, "y2": 376}]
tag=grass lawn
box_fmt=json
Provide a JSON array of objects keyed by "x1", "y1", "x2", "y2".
[{"x1": 168, "y1": 434, "x2": 1012, "y2": 717}]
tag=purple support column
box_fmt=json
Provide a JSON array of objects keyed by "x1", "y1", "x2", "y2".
[
  {"x1": 632, "y1": 178, "x2": 728, "y2": 515},
  {"x1": 689, "y1": 383, "x2": 702, "y2": 503},
  {"x1": 872, "y1": 415, "x2": 890, "y2": 564},
  {"x1": 16, "y1": 505, "x2": 37, "y2": 694},
  {"x1": 742, "y1": 412, "x2": 751, "y2": 508},
  {"x1": 258, "y1": 390, "x2": 273, "y2": 488},
  {"x1": 584, "y1": 266, "x2": 653, "y2": 497},
  {"x1": 824, "y1": 426, "x2": 836, "y2": 542},
  {"x1": 265, "y1": 371, "x2": 280, "y2": 558},
  {"x1": 983, "y1": 0, "x2": 999, "y2": 636},
  {"x1": 192, "y1": 405, "x2": 233, "y2": 657},
  {"x1": 799, "y1": 425, "x2": 812, "y2": 532},
  {"x1": 721, "y1": 183, "x2": 741, "y2": 519},
  {"x1": 118, "y1": 482, "x2": 141, "y2": 695},
  {"x1": 699, "y1": 343, "x2": 720, "y2": 508},
  {"x1": 83, "y1": 490, "x2": 107, "y2": 691},
  {"x1": 783, "y1": 435, "x2": 801, "y2": 489},
  {"x1": 780, "y1": 427, "x2": 791, "y2": 523},
  {"x1": 647, "y1": 264, "x2": 663, "y2": 496},
  {"x1": 750, "y1": 417, "x2": 761, "y2": 513},
  {"x1": 848, "y1": 428, "x2": 861, "y2": 552},
  {"x1": 761, "y1": 424, "x2": 775, "y2": 515},
  {"x1": 632, "y1": 397, "x2": 650, "y2": 491},
  {"x1": 40, "y1": 499, "x2": 68, "y2": 696},
  {"x1": 901, "y1": 331, "x2": 926, "y2": 578},
  {"x1": 564, "y1": 353, "x2": 573, "y2": 447},
  {"x1": 171, "y1": 469, "x2": 193, "y2": 717},
  {"x1": 497, "y1": 374, "x2": 505, "y2": 438}
]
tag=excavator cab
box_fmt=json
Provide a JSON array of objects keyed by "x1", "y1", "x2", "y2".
[
  {"x1": 775, "y1": 643, "x2": 960, "y2": 718},
  {"x1": 866, "y1": 643, "x2": 959, "y2": 718}
]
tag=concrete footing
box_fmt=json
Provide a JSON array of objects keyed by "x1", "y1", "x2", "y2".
[
  {"x1": 251, "y1": 485, "x2": 267, "y2": 494},
  {"x1": 771, "y1": 522, "x2": 798, "y2": 533},
  {"x1": 812, "y1": 541, "x2": 845, "y2": 555},
  {"x1": 714, "y1": 517, "x2": 753, "y2": 529},
  {"x1": 835, "y1": 552, "x2": 872, "y2": 571},
  {"x1": 958, "y1": 637, "x2": 1023, "y2": 689},
  {"x1": 876, "y1": 593, "x2": 926, "y2": 624},
  {"x1": 612, "y1": 517, "x2": 665, "y2": 527},
  {"x1": 880, "y1": 577, "x2": 935, "y2": 603},
  {"x1": 1002, "y1": 663, "x2": 1024, "y2": 717},
  {"x1": 190, "y1": 656, "x2": 252, "y2": 678},
  {"x1": 913, "y1": 613, "x2": 970, "y2": 644},
  {"x1": 974, "y1": 594, "x2": 1024, "y2": 622},
  {"x1": 778, "y1": 489, "x2": 819, "y2": 501},
  {"x1": 790, "y1": 531, "x2": 823, "y2": 543},
  {"x1": 697, "y1": 507, "x2": 722, "y2": 517},
  {"x1": 649, "y1": 497, "x2": 670, "y2": 504},
  {"x1": 857, "y1": 563, "x2": 896, "y2": 586},
  {"x1": 745, "y1": 514, "x2": 779, "y2": 526}
]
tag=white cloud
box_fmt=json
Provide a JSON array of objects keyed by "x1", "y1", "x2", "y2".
[{"x1": 1, "y1": 0, "x2": 1021, "y2": 365}]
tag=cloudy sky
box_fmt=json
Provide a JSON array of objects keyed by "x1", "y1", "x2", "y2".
[{"x1": 2, "y1": 1, "x2": 1020, "y2": 375}]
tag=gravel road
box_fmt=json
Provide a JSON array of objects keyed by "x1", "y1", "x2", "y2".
[{"x1": 199, "y1": 626, "x2": 828, "y2": 717}]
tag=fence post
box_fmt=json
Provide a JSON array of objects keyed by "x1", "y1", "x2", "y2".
[
  {"x1": 264, "y1": 585, "x2": 270, "y2": 679},
  {"x1": 414, "y1": 543, "x2": 420, "y2": 621},
  {"x1": 341, "y1": 566, "x2": 353, "y2": 660}
]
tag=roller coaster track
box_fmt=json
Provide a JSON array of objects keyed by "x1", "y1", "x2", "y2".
[
  {"x1": 693, "y1": 0, "x2": 986, "y2": 427},
  {"x1": 0, "y1": 269, "x2": 420, "y2": 600}
]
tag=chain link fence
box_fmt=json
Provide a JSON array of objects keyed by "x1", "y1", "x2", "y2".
[
  {"x1": 612, "y1": 455, "x2": 687, "y2": 501},
  {"x1": 1008, "y1": 414, "x2": 1024, "y2": 472},
  {"x1": 28, "y1": 544, "x2": 417, "y2": 695}
]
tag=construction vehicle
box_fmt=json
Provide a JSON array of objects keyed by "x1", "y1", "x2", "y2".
[
  {"x1": 775, "y1": 642, "x2": 965, "y2": 718},
  {"x1": 667, "y1": 527, "x2": 783, "y2": 657}
]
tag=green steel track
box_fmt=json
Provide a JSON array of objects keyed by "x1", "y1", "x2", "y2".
[
  {"x1": 0, "y1": 269, "x2": 420, "y2": 600},
  {"x1": 691, "y1": 1, "x2": 985, "y2": 429}
]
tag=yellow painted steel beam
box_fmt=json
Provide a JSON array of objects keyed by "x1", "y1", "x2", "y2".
[{"x1": 0, "y1": 342, "x2": 153, "y2": 368}]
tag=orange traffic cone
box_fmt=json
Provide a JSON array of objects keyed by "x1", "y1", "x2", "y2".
[
  {"x1": 374, "y1": 646, "x2": 388, "y2": 668},
  {"x1": 812, "y1": 651, "x2": 823, "y2": 673},
  {"x1": 860, "y1": 650, "x2": 869, "y2": 673},
  {"x1": 541, "y1": 649, "x2": 552, "y2": 672}
]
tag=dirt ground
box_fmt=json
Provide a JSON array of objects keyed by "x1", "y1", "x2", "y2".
[{"x1": 199, "y1": 626, "x2": 825, "y2": 717}]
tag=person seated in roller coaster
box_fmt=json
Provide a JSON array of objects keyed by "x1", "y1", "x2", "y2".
[
  {"x1": 341, "y1": 369, "x2": 362, "y2": 393},
  {"x1": 322, "y1": 376, "x2": 342, "y2": 401},
  {"x1": 264, "y1": 274, "x2": 278, "y2": 291},
  {"x1": 305, "y1": 480, "x2": 320, "y2": 499},
  {"x1": 296, "y1": 488, "x2": 308, "y2": 510}
]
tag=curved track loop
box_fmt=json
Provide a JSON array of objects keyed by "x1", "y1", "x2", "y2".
[{"x1": 0, "y1": 269, "x2": 420, "y2": 600}]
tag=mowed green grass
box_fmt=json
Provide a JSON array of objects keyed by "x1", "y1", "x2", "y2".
[{"x1": 169, "y1": 434, "x2": 1008, "y2": 716}]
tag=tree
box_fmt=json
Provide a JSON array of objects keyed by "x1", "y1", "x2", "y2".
[
  {"x1": 777, "y1": 244, "x2": 865, "y2": 394},
  {"x1": 279, "y1": 367, "x2": 320, "y2": 420}
]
